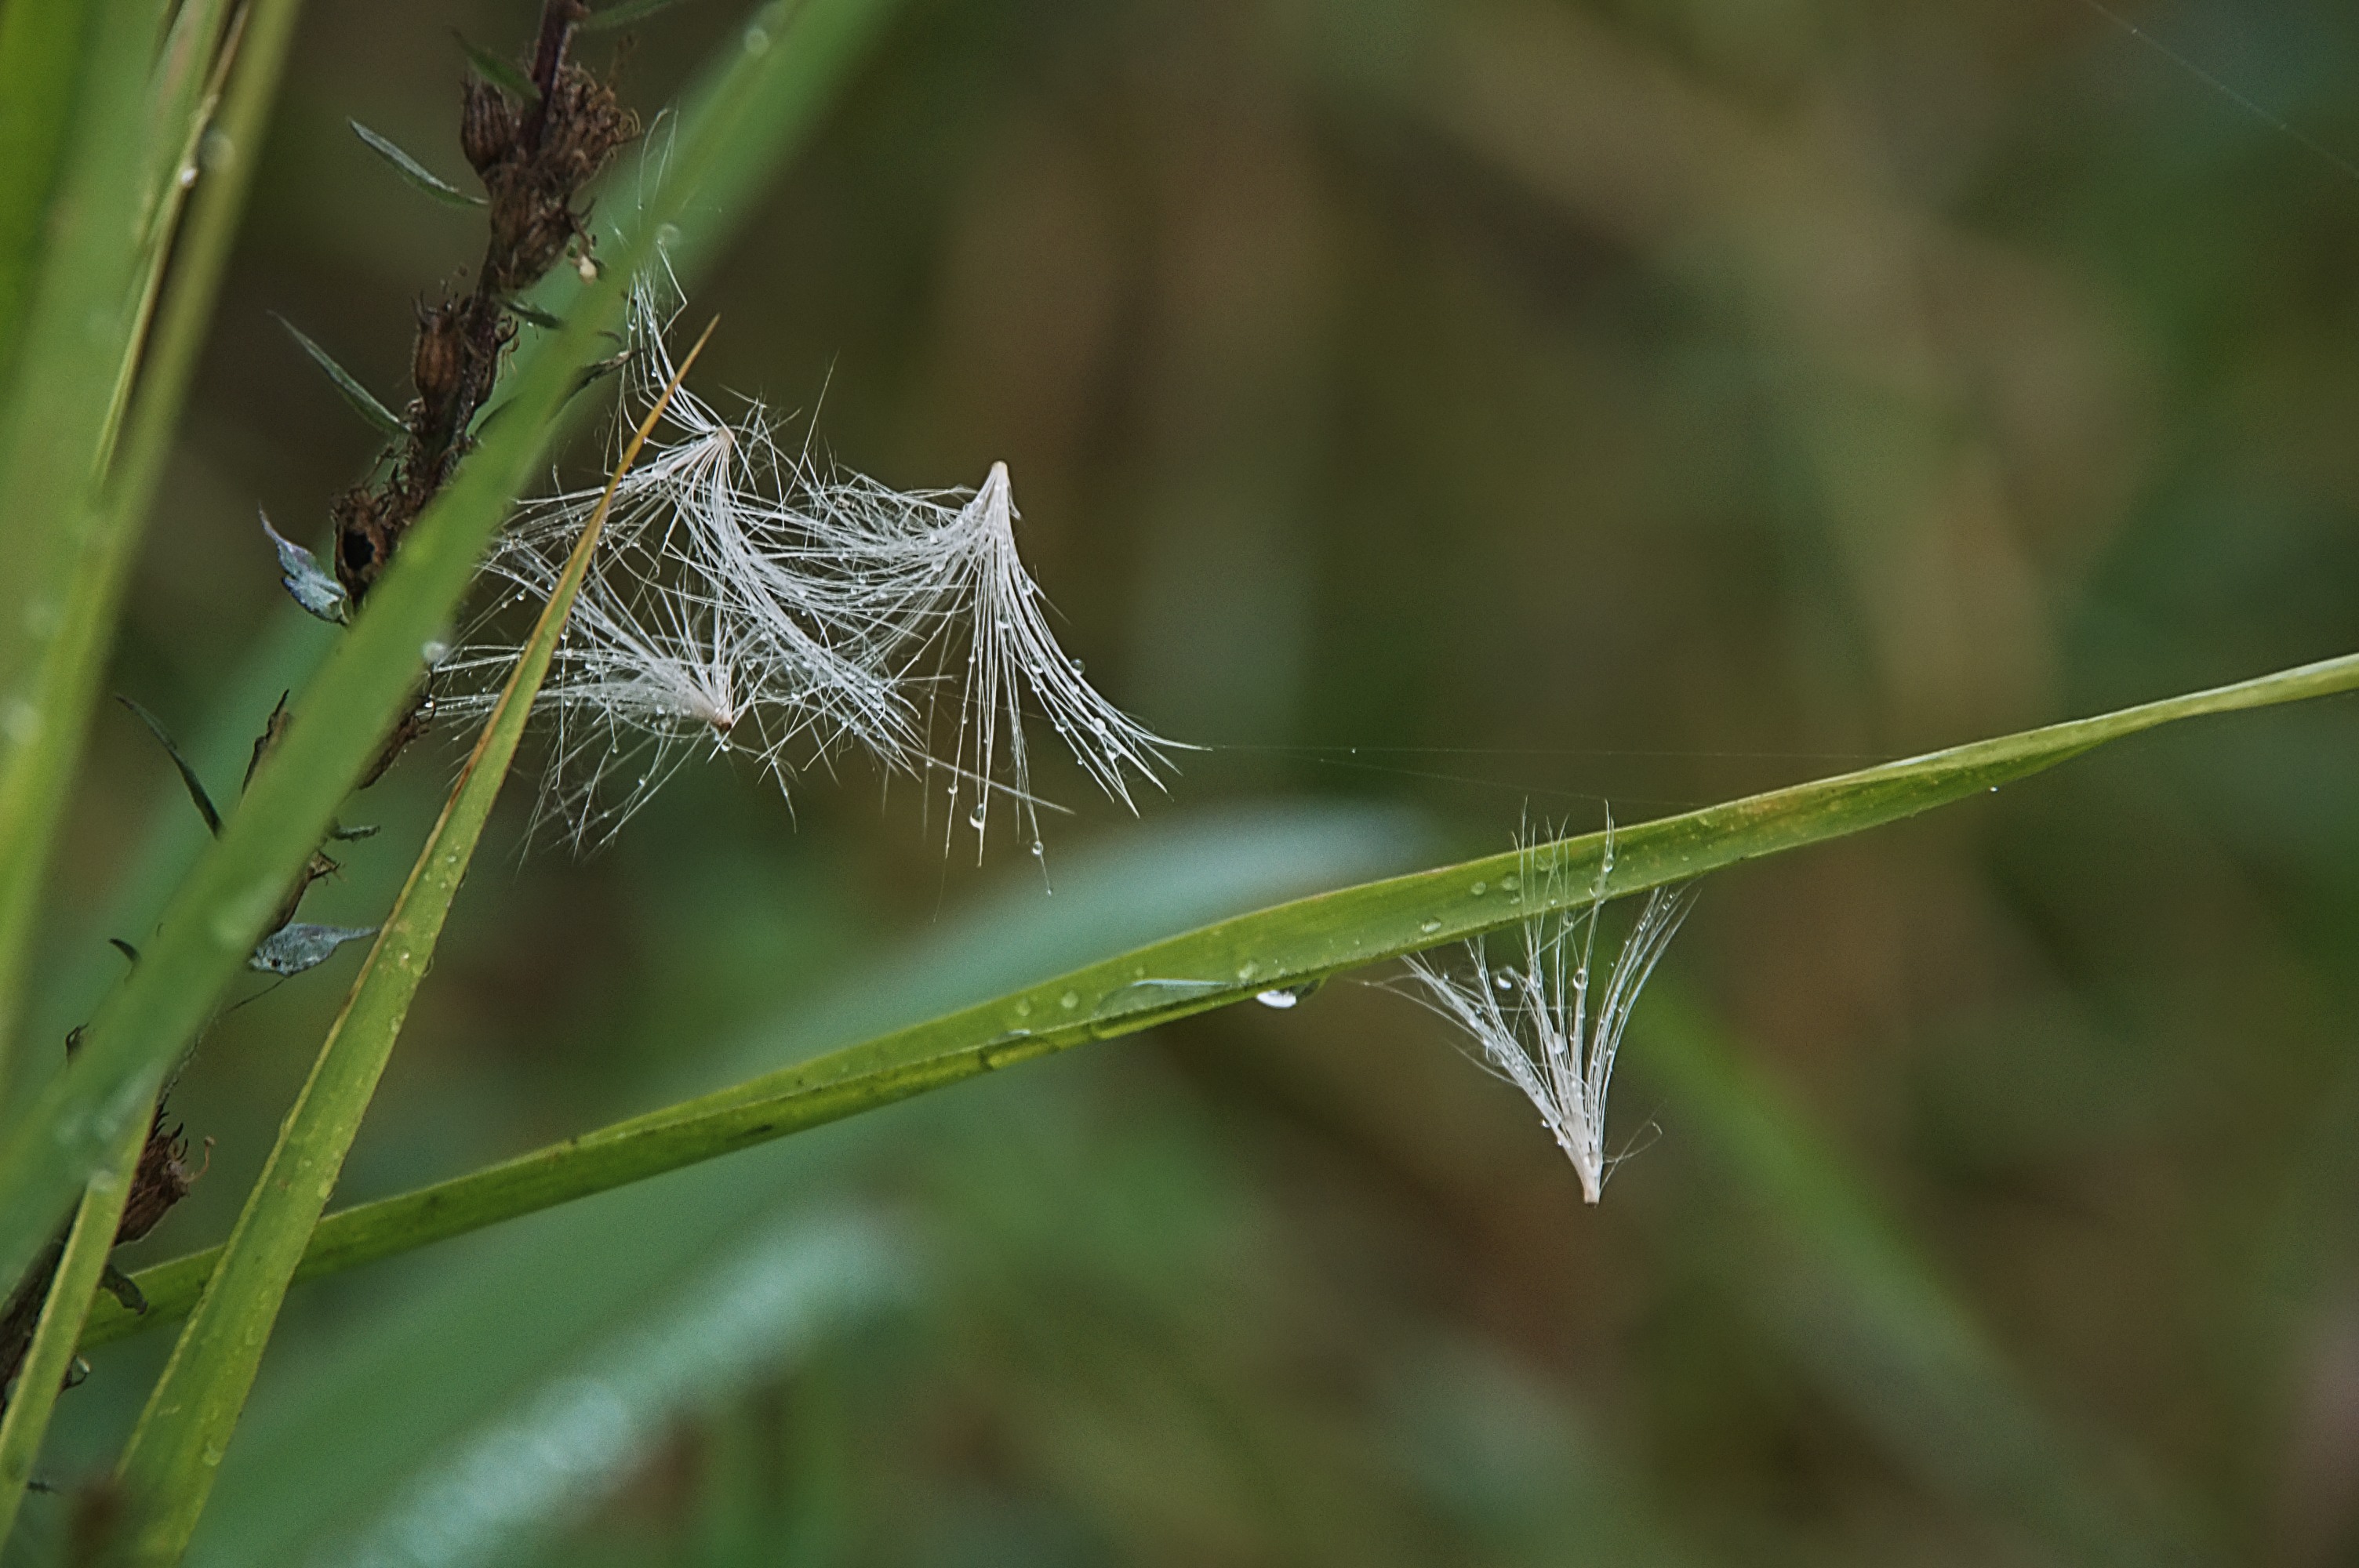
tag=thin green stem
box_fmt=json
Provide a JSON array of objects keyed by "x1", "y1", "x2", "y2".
[
  {"x1": 111, "y1": 326, "x2": 715, "y2": 1564},
  {"x1": 0, "y1": 0, "x2": 291, "y2": 1087},
  {"x1": 0, "y1": 0, "x2": 907, "y2": 1298},
  {"x1": 0, "y1": 1109, "x2": 146, "y2": 1542},
  {"x1": 78, "y1": 647, "x2": 2359, "y2": 1351},
  {"x1": 0, "y1": 0, "x2": 175, "y2": 1073}
]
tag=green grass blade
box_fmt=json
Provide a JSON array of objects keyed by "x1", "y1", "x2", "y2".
[
  {"x1": 453, "y1": 31, "x2": 540, "y2": 100},
  {"x1": 583, "y1": 0, "x2": 696, "y2": 32},
  {"x1": 348, "y1": 119, "x2": 485, "y2": 208},
  {"x1": 105, "y1": 0, "x2": 242, "y2": 469},
  {"x1": 0, "y1": 0, "x2": 906, "y2": 1330},
  {"x1": 176, "y1": 806, "x2": 1407, "y2": 1565},
  {"x1": 110, "y1": 328, "x2": 715, "y2": 1564},
  {"x1": 0, "y1": 0, "x2": 271, "y2": 1090},
  {"x1": 1635, "y1": 993, "x2": 2194, "y2": 1564},
  {"x1": 78, "y1": 647, "x2": 2359, "y2": 1344},
  {"x1": 0, "y1": 0, "x2": 90, "y2": 385},
  {"x1": 271, "y1": 313, "x2": 409, "y2": 439},
  {"x1": 0, "y1": 1109, "x2": 146, "y2": 1544},
  {"x1": 0, "y1": 0, "x2": 173, "y2": 1069}
]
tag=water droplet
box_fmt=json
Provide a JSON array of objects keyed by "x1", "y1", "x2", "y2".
[
  {"x1": 1419, "y1": 919, "x2": 1442, "y2": 935},
  {"x1": 1255, "y1": 989, "x2": 1299, "y2": 1010},
  {"x1": 1030, "y1": 840, "x2": 1045, "y2": 858},
  {"x1": 967, "y1": 801, "x2": 987, "y2": 829},
  {"x1": 1500, "y1": 874, "x2": 1521, "y2": 891},
  {"x1": 1236, "y1": 961, "x2": 1258, "y2": 981},
  {"x1": 1494, "y1": 971, "x2": 1514, "y2": 992},
  {"x1": 742, "y1": 21, "x2": 771, "y2": 53},
  {"x1": 1014, "y1": 997, "x2": 1032, "y2": 1018},
  {"x1": 1068, "y1": 657, "x2": 1085, "y2": 674},
  {"x1": 1470, "y1": 880, "x2": 1488, "y2": 896},
  {"x1": 655, "y1": 221, "x2": 682, "y2": 250},
  {"x1": 176, "y1": 163, "x2": 198, "y2": 188},
  {"x1": 1059, "y1": 990, "x2": 1080, "y2": 1010},
  {"x1": 946, "y1": 783, "x2": 958, "y2": 798}
]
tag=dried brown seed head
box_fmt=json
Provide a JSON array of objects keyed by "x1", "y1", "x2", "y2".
[{"x1": 460, "y1": 78, "x2": 516, "y2": 173}]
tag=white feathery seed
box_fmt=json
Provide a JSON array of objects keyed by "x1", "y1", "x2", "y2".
[
  {"x1": 795, "y1": 460, "x2": 1181, "y2": 860},
  {"x1": 1401, "y1": 823, "x2": 1692, "y2": 1203},
  {"x1": 443, "y1": 281, "x2": 1177, "y2": 853}
]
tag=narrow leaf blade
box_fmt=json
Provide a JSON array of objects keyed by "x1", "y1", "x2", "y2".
[
  {"x1": 453, "y1": 31, "x2": 538, "y2": 100},
  {"x1": 273, "y1": 314, "x2": 408, "y2": 441},
  {"x1": 115, "y1": 696, "x2": 223, "y2": 837},
  {"x1": 111, "y1": 328, "x2": 714, "y2": 1561},
  {"x1": 82, "y1": 646, "x2": 2359, "y2": 1345},
  {"x1": 583, "y1": 0, "x2": 694, "y2": 31},
  {"x1": 0, "y1": 0, "x2": 912, "y2": 1308},
  {"x1": 0, "y1": 1111, "x2": 146, "y2": 1542},
  {"x1": 348, "y1": 118, "x2": 483, "y2": 207}
]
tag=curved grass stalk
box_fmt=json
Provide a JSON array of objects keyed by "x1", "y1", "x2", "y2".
[
  {"x1": 0, "y1": 0, "x2": 908, "y2": 1303},
  {"x1": 0, "y1": 1107, "x2": 147, "y2": 1542},
  {"x1": 0, "y1": 0, "x2": 183, "y2": 1073},
  {"x1": 77, "y1": 644, "x2": 2359, "y2": 1347},
  {"x1": 0, "y1": 0, "x2": 305, "y2": 1094},
  {"x1": 110, "y1": 325, "x2": 714, "y2": 1566}
]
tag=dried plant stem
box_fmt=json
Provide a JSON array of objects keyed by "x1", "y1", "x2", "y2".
[{"x1": 109, "y1": 323, "x2": 714, "y2": 1565}]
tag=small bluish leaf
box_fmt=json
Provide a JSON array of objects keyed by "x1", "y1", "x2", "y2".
[
  {"x1": 249, "y1": 924, "x2": 377, "y2": 978},
  {"x1": 260, "y1": 512, "x2": 351, "y2": 626},
  {"x1": 582, "y1": 0, "x2": 695, "y2": 31},
  {"x1": 273, "y1": 315, "x2": 409, "y2": 441},
  {"x1": 453, "y1": 31, "x2": 538, "y2": 100},
  {"x1": 349, "y1": 120, "x2": 485, "y2": 209}
]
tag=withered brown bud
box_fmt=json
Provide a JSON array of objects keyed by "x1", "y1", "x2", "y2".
[
  {"x1": 333, "y1": 484, "x2": 393, "y2": 601},
  {"x1": 460, "y1": 79, "x2": 515, "y2": 174},
  {"x1": 480, "y1": 62, "x2": 635, "y2": 296},
  {"x1": 412, "y1": 299, "x2": 467, "y2": 409},
  {"x1": 114, "y1": 1109, "x2": 202, "y2": 1247}
]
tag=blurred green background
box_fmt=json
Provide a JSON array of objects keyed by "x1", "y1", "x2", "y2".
[{"x1": 13, "y1": 0, "x2": 2359, "y2": 1561}]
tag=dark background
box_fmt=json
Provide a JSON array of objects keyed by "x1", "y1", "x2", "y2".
[{"x1": 15, "y1": 0, "x2": 2359, "y2": 1562}]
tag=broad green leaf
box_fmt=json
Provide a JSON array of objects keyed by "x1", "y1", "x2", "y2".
[
  {"x1": 82, "y1": 647, "x2": 2359, "y2": 1341},
  {"x1": 109, "y1": 324, "x2": 714, "y2": 1566},
  {"x1": 348, "y1": 118, "x2": 485, "y2": 207},
  {"x1": 0, "y1": 0, "x2": 909, "y2": 1351},
  {"x1": 272, "y1": 313, "x2": 409, "y2": 440}
]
